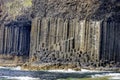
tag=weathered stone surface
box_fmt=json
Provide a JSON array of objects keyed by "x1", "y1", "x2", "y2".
[
  {"x1": 30, "y1": 17, "x2": 120, "y2": 68},
  {"x1": 0, "y1": 0, "x2": 32, "y2": 57},
  {"x1": 100, "y1": 21, "x2": 120, "y2": 64},
  {"x1": 0, "y1": 0, "x2": 120, "y2": 69},
  {"x1": 0, "y1": 19, "x2": 31, "y2": 56},
  {"x1": 29, "y1": 0, "x2": 120, "y2": 68},
  {"x1": 32, "y1": 0, "x2": 120, "y2": 21}
]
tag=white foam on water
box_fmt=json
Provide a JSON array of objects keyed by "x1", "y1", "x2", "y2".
[
  {"x1": 47, "y1": 69, "x2": 87, "y2": 73},
  {"x1": 0, "y1": 66, "x2": 12, "y2": 70},
  {"x1": 81, "y1": 69, "x2": 100, "y2": 72},
  {"x1": 47, "y1": 69, "x2": 120, "y2": 80},
  {"x1": 1, "y1": 66, "x2": 119, "y2": 80},
  {"x1": 0, "y1": 66, "x2": 21, "y2": 70},
  {"x1": 91, "y1": 73, "x2": 120, "y2": 80},
  {"x1": 47, "y1": 68, "x2": 109, "y2": 73},
  {"x1": 47, "y1": 69, "x2": 78, "y2": 73},
  {"x1": 0, "y1": 66, "x2": 6, "y2": 69},
  {"x1": 10, "y1": 66, "x2": 21, "y2": 70},
  {"x1": 2, "y1": 76, "x2": 40, "y2": 80}
]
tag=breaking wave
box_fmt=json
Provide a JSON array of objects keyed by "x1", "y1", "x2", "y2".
[
  {"x1": 91, "y1": 73, "x2": 120, "y2": 80},
  {"x1": 0, "y1": 66, "x2": 21, "y2": 70},
  {"x1": 47, "y1": 68, "x2": 109, "y2": 73},
  {"x1": 0, "y1": 67, "x2": 120, "y2": 80},
  {"x1": 1, "y1": 76, "x2": 40, "y2": 80}
]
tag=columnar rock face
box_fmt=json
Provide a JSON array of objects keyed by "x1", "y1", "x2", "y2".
[
  {"x1": 0, "y1": 16, "x2": 31, "y2": 56},
  {"x1": 30, "y1": 0, "x2": 120, "y2": 67},
  {"x1": 0, "y1": 0, "x2": 32, "y2": 57},
  {"x1": 31, "y1": 0, "x2": 100, "y2": 19},
  {"x1": 0, "y1": 0, "x2": 120, "y2": 68},
  {"x1": 31, "y1": 0, "x2": 120, "y2": 21},
  {"x1": 30, "y1": 17, "x2": 120, "y2": 67},
  {"x1": 100, "y1": 21, "x2": 120, "y2": 64},
  {"x1": 0, "y1": 21, "x2": 31, "y2": 56}
]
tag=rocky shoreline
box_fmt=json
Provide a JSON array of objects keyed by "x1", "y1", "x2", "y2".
[
  {"x1": 0, "y1": 54, "x2": 28, "y2": 67},
  {"x1": 0, "y1": 59, "x2": 120, "y2": 72},
  {"x1": 0, "y1": 0, "x2": 120, "y2": 73},
  {"x1": 20, "y1": 61, "x2": 120, "y2": 72},
  {"x1": 22, "y1": 62, "x2": 81, "y2": 71}
]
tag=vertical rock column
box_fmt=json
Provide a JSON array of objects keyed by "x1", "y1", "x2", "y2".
[
  {"x1": 0, "y1": 25, "x2": 5, "y2": 54},
  {"x1": 100, "y1": 21, "x2": 120, "y2": 64},
  {"x1": 42, "y1": 18, "x2": 50, "y2": 48},
  {"x1": 30, "y1": 18, "x2": 38, "y2": 57},
  {"x1": 79, "y1": 20, "x2": 86, "y2": 53}
]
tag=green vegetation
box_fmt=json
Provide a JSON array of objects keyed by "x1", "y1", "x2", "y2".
[
  {"x1": 23, "y1": 0, "x2": 32, "y2": 7},
  {"x1": 4, "y1": 0, "x2": 32, "y2": 18},
  {"x1": 58, "y1": 77, "x2": 109, "y2": 80}
]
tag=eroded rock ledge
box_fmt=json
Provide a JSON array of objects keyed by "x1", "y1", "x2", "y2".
[
  {"x1": 29, "y1": 0, "x2": 120, "y2": 70},
  {"x1": 32, "y1": 0, "x2": 120, "y2": 21},
  {"x1": 0, "y1": 0, "x2": 31, "y2": 66},
  {"x1": 0, "y1": 0, "x2": 120, "y2": 71},
  {"x1": 28, "y1": 17, "x2": 120, "y2": 71}
]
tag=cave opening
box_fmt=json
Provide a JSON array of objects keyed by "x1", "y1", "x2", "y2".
[{"x1": 0, "y1": 19, "x2": 32, "y2": 58}]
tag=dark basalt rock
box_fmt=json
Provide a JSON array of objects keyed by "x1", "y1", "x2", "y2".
[
  {"x1": 0, "y1": 0, "x2": 120, "y2": 69},
  {"x1": 0, "y1": 0, "x2": 32, "y2": 57},
  {"x1": 29, "y1": 0, "x2": 120, "y2": 69},
  {"x1": 32, "y1": 0, "x2": 120, "y2": 21},
  {"x1": 0, "y1": 19, "x2": 31, "y2": 56}
]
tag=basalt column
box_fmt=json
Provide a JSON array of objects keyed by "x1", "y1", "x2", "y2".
[
  {"x1": 0, "y1": 25, "x2": 5, "y2": 54},
  {"x1": 100, "y1": 20, "x2": 120, "y2": 65},
  {"x1": 30, "y1": 18, "x2": 101, "y2": 65},
  {"x1": 0, "y1": 21, "x2": 31, "y2": 56}
]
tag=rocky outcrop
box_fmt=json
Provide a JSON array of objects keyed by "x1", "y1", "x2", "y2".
[
  {"x1": 30, "y1": 18, "x2": 100, "y2": 67},
  {"x1": 0, "y1": 0, "x2": 32, "y2": 66},
  {"x1": 32, "y1": 0, "x2": 120, "y2": 21},
  {"x1": 30, "y1": 17, "x2": 120, "y2": 68},
  {"x1": 31, "y1": 0, "x2": 100, "y2": 19},
  {"x1": 100, "y1": 21, "x2": 120, "y2": 65},
  {"x1": 0, "y1": 0, "x2": 32, "y2": 55},
  {"x1": 0, "y1": 18, "x2": 31, "y2": 56},
  {"x1": 29, "y1": 0, "x2": 120, "y2": 69},
  {"x1": 0, "y1": 0, "x2": 120, "y2": 69}
]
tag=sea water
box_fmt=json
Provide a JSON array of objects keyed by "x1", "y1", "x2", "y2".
[{"x1": 0, "y1": 66, "x2": 120, "y2": 80}]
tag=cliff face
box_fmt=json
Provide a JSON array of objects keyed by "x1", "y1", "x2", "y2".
[
  {"x1": 0, "y1": 0, "x2": 120, "y2": 68},
  {"x1": 0, "y1": 0, "x2": 32, "y2": 18},
  {"x1": 32, "y1": 0, "x2": 100, "y2": 19},
  {"x1": 100, "y1": 21, "x2": 120, "y2": 65},
  {"x1": 32, "y1": 0, "x2": 120, "y2": 21},
  {"x1": 0, "y1": 0, "x2": 32, "y2": 66},
  {"x1": 0, "y1": 0, "x2": 32, "y2": 57},
  {"x1": 0, "y1": 20, "x2": 31, "y2": 56},
  {"x1": 30, "y1": 0, "x2": 120, "y2": 68},
  {"x1": 30, "y1": 18, "x2": 101, "y2": 66}
]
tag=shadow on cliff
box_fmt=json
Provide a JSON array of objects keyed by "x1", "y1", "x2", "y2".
[
  {"x1": 3, "y1": 14, "x2": 32, "y2": 57},
  {"x1": 91, "y1": 0, "x2": 120, "y2": 22}
]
